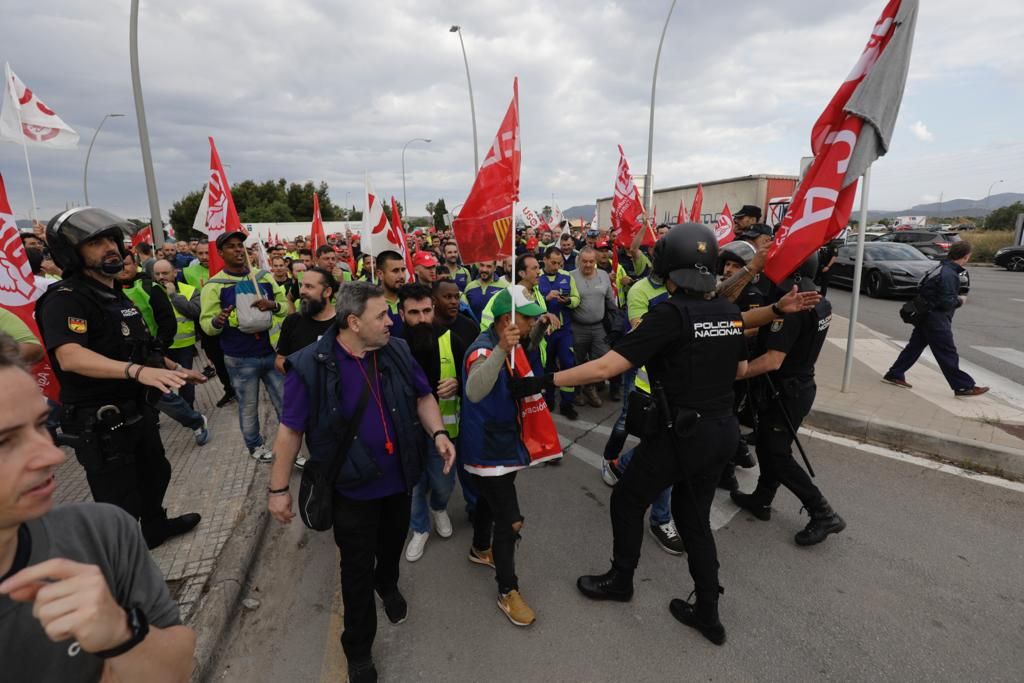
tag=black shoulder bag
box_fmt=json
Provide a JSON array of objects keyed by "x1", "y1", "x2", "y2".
[
  {"x1": 899, "y1": 268, "x2": 938, "y2": 325},
  {"x1": 298, "y1": 383, "x2": 371, "y2": 531}
]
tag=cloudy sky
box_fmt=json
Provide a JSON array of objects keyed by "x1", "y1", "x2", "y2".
[{"x1": 1, "y1": 0, "x2": 1022, "y2": 225}]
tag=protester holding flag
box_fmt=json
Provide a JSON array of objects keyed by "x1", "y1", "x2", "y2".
[
  {"x1": 36, "y1": 208, "x2": 205, "y2": 549},
  {"x1": 461, "y1": 285, "x2": 562, "y2": 628},
  {"x1": 181, "y1": 241, "x2": 236, "y2": 407},
  {"x1": 200, "y1": 231, "x2": 288, "y2": 463}
]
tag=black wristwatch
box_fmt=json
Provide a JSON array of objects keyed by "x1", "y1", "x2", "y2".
[
  {"x1": 94, "y1": 606, "x2": 149, "y2": 659},
  {"x1": 431, "y1": 430, "x2": 448, "y2": 442},
  {"x1": 771, "y1": 302, "x2": 784, "y2": 317}
]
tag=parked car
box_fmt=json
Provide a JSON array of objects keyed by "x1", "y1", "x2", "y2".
[
  {"x1": 845, "y1": 230, "x2": 888, "y2": 244},
  {"x1": 872, "y1": 230, "x2": 962, "y2": 259},
  {"x1": 829, "y1": 242, "x2": 940, "y2": 298},
  {"x1": 993, "y1": 245, "x2": 1024, "y2": 272}
]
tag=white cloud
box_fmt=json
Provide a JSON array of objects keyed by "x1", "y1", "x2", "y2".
[{"x1": 910, "y1": 121, "x2": 934, "y2": 142}]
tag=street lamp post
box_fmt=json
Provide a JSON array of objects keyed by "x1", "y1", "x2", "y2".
[
  {"x1": 130, "y1": 0, "x2": 165, "y2": 247},
  {"x1": 986, "y1": 179, "x2": 1004, "y2": 211},
  {"x1": 643, "y1": 0, "x2": 679, "y2": 215},
  {"x1": 83, "y1": 113, "x2": 124, "y2": 205},
  {"x1": 450, "y1": 25, "x2": 479, "y2": 174},
  {"x1": 402, "y1": 138, "x2": 431, "y2": 229}
]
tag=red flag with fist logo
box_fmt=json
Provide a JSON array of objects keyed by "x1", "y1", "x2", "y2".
[
  {"x1": 0, "y1": 174, "x2": 59, "y2": 400},
  {"x1": 611, "y1": 145, "x2": 651, "y2": 248},
  {"x1": 452, "y1": 79, "x2": 520, "y2": 264},
  {"x1": 205, "y1": 137, "x2": 245, "y2": 276}
]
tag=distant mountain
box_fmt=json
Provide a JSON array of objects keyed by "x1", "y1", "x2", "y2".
[
  {"x1": 868, "y1": 192, "x2": 1023, "y2": 220},
  {"x1": 562, "y1": 204, "x2": 595, "y2": 220}
]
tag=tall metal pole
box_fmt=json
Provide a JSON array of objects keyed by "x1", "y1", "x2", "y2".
[
  {"x1": 451, "y1": 26, "x2": 479, "y2": 173},
  {"x1": 401, "y1": 138, "x2": 431, "y2": 229},
  {"x1": 643, "y1": 0, "x2": 678, "y2": 215},
  {"x1": 985, "y1": 179, "x2": 1004, "y2": 211},
  {"x1": 83, "y1": 113, "x2": 124, "y2": 205},
  {"x1": 130, "y1": 0, "x2": 165, "y2": 247},
  {"x1": 841, "y1": 166, "x2": 872, "y2": 393}
]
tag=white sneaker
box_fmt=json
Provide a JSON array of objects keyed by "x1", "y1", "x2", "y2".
[
  {"x1": 430, "y1": 509, "x2": 453, "y2": 538},
  {"x1": 250, "y1": 444, "x2": 273, "y2": 463},
  {"x1": 405, "y1": 531, "x2": 429, "y2": 562},
  {"x1": 294, "y1": 455, "x2": 308, "y2": 470}
]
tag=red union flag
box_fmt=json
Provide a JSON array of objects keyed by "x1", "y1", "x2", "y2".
[
  {"x1": 611, "y1": 145, "x2": 649, "y2": 248},
  {"x1": 452, "y1": 79, "x2": 521, "y2": 264},
  {"x1": 0, "y1": 63, "x2": 79, "y2": 148},
  {"x1": 391, "y1": 196, "x2": 414, "y2": 277},
  {"x1": 130, "y1": 225, "x2": 153, "y2": 248},
  {"x1": 310, "y1": 192, "x2": 327, "y2": 253},
  {"x1": 715, "y1": 203, "x2": 735, "y2": 246},
  {"x1": 689, "y1": 184, "x2": 704, "y2": 224},
  {"x1": 0, "y1": 174, "x2": 59, "y2": 400},
  {"x1": 764, "y1": 0, "x2": 918, "y2": 283},
  {"x1": 676, "y1": 198, "x2": 688, "y2": 224},
  {"x1": 361, "y1": 177, "x2": 404, "y2": 258},
  {"x1": 205, "y1": 137, "x2": 244, "y2": 276}
]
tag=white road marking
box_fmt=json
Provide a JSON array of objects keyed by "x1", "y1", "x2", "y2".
[
  {"x1": 801, "y1": 428, "x2": 1024, "y2": 494},
  {"x1": 1010, "y1": 298, "x2": 1024, "y2": 304},
  {"x1": 973, "y1": 346, "x2": 1024, "y2": 372}
]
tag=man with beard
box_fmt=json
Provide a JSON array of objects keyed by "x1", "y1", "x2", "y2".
[
  {"x1": 36, "y1": 208, "x2": 204, "y2": 549},
  {"x1": 441, "y1": 242, "x2": 471, "y2": 292},
  {"x1": 462, "y1": 260, "x2": 507, "y2": 323},
  {"x1": 375, "y1": 250, "x2": 408, "y2": 338}
]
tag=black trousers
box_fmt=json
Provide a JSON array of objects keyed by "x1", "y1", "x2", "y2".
[
  {"x1": 331, "y1": 491, "x2": 410, "y2": 662},
  {"x1": 467, "y1": 472, "x2": 522, "y2": 594},
  {"x1": 610, "y1": 415, "x2": 737, "y2": 596},
  {"x1": 754, "y1": 382, "x2": 824, "y2": 508},
  {"x1": 199, "y1": 330, "x2": 232, "y2": 394},
  {"x1": 61, "y1": 403, "x2": 171, "y2": 527}
]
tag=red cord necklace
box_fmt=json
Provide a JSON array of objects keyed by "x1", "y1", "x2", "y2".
[{"x1": 353, "y1": 351, "x2": 394, "y2": 455}]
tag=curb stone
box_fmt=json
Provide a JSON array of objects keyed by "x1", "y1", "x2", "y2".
[
  {"x1": 189, "y1": 466, "x2": 271, "y2": 682},
  {"x1": 806, "y1": 407, "x2": 1024, "y2": 479}
]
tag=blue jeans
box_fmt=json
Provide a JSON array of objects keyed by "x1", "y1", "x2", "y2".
[
  {"x1": 157, "y1": 391, "x2": 204, "y2": 431},
  {"x1": 618, "y1": 448, "x2": 672, "y2": 525},
  {"x1": 224, "y1": 354, "x2": 283, "y2": 451},
  {"x1": 410, "y1": 439, "x2": 456, "y2": 533},
  {"x1": 166, "y1": 346, "x2": 196, "y2": 407}
]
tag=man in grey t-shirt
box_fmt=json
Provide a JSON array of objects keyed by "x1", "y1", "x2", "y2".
[
  {"x1": 0, "y1": 333, "x2": 195, "y2": 682},
  {"x1": 570, "y1": 246, "x2": 615, "y2": 407}
]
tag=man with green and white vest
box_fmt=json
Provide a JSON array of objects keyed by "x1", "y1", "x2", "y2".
[
  {"x1": 180, "y1": 241, "x2": 236, "y2": 407},
  {"x1": 200, "y1": 231, "x2": 288, "y2": 462}
]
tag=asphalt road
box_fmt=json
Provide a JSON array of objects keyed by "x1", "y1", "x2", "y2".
[
  {"x1": 826, "y1": 265, "x2": 1024, "y2": 388},
  {"x1": 212, "y1": 405, "x2": 1024, "y2": 682}
]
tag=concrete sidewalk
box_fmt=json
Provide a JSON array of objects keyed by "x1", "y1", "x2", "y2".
[
  {"x1": 51, "y1": 370, "x2": 275, "y2": 624},
  {"x1": 808, "y1": 315, "x2": 1024, "y2": 478}
]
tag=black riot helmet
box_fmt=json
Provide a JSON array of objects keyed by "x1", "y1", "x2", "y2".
[
  {"x1": 651, "y1": 222, "x2": 719, "y2": 294},
  {"x1": 46, "y1": 207, "x2": 133, "y2": 274},
  {"x1": 777, "y1": 252, "x2": 819, "y2": 293},
  {"x1": 717, "y1": 240, "x2": 756, "y2": 273}
]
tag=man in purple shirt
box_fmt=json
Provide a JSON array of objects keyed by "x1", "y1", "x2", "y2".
[{"x1": 267, "y1": 281, "x2": 455, "y2": 683}]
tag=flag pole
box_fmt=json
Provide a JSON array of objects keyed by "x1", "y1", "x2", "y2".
[
  {"x1": 841, "y1": 165, "x2": 871, "y2": 393},
  {"x1": 8, "y1": 73, "x2": 39, "y2": 223},
  {"x1": 509, "y1": 201, "x2": 517, "y2": 371}
]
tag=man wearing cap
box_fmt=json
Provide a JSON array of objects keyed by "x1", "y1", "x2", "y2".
[
  {"x1": 200, "y1": 231, "x2": 288, "y2": 463},
  {"x1": 413, "y1": 251, "x2": 439, "y2": 285},
  {"x1": 733, "y1": 205, "x2": 763, "y2": 234},
  {"x1": 461, "y1": 284, "x2": 554, "y2": 627}
]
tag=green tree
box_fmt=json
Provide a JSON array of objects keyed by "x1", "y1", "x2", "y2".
[
  {"x1": 984, "y1": 202, "x2": 1024, "y2": 230},
  {"x1": 429, "y1": 198, "x2": 448, "y2": 229},
  {"x1": 168, "y1": 187, "x2": 207, "y2": 242}
]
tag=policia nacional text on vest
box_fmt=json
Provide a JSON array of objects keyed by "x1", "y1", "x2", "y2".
[{"x1": 36, "y1": 208, "x2": 200, "y2": 550}]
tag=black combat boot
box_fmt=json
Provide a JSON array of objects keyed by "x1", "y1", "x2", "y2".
[
  {"x1": 669, "y1": 587, "x2": 726, "y2": 645},
  {"x1": 734, "y1": 439, "x2": 756, "y2": 469},
  {"x1": 795, "y1": 502, "x2": 846, "y2": 546},
  {"x1": 143, "y1": 510, "x2": 201, "y2": 549},
  {"x1": 576, "y1": 563, "x2": 634, "y2": 602},
  {"x1": 730, "y1": 488, "x2": 771, "y2": 521},
  {"x1": 717, "y1": 465, "x2": 739, "y2": 492}
]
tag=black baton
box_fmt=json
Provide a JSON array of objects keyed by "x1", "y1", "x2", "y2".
[{"x1": 764, "y1": 376, "x2": 815, "y2": 478}]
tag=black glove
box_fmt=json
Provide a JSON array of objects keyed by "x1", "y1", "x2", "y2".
[{"x1": 508, "y1": 374, "x2": 555, "y2": 399}]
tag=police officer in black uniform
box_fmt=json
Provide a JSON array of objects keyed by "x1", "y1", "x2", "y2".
[
  {"x1": 508, "y1": 223, "x2": 819, "y2": 645},
  {"x1": 731, "y1": 253, "x2": 847, "y2": 546},
  {"x1": 36, "y1": 208, "x2": 204, "y2": 549}
]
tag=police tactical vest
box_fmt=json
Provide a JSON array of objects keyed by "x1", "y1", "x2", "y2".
[{"x1": 652, "y1": 295, "x2": 745, "y2": 417}]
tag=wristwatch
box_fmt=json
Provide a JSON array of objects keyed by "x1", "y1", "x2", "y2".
[
  {"x1": 94, "y1": 606, "x2": 149, "y2": 659},
  {"x1": 431, "y1": 430, "x2": 448, "y2": 442}
]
